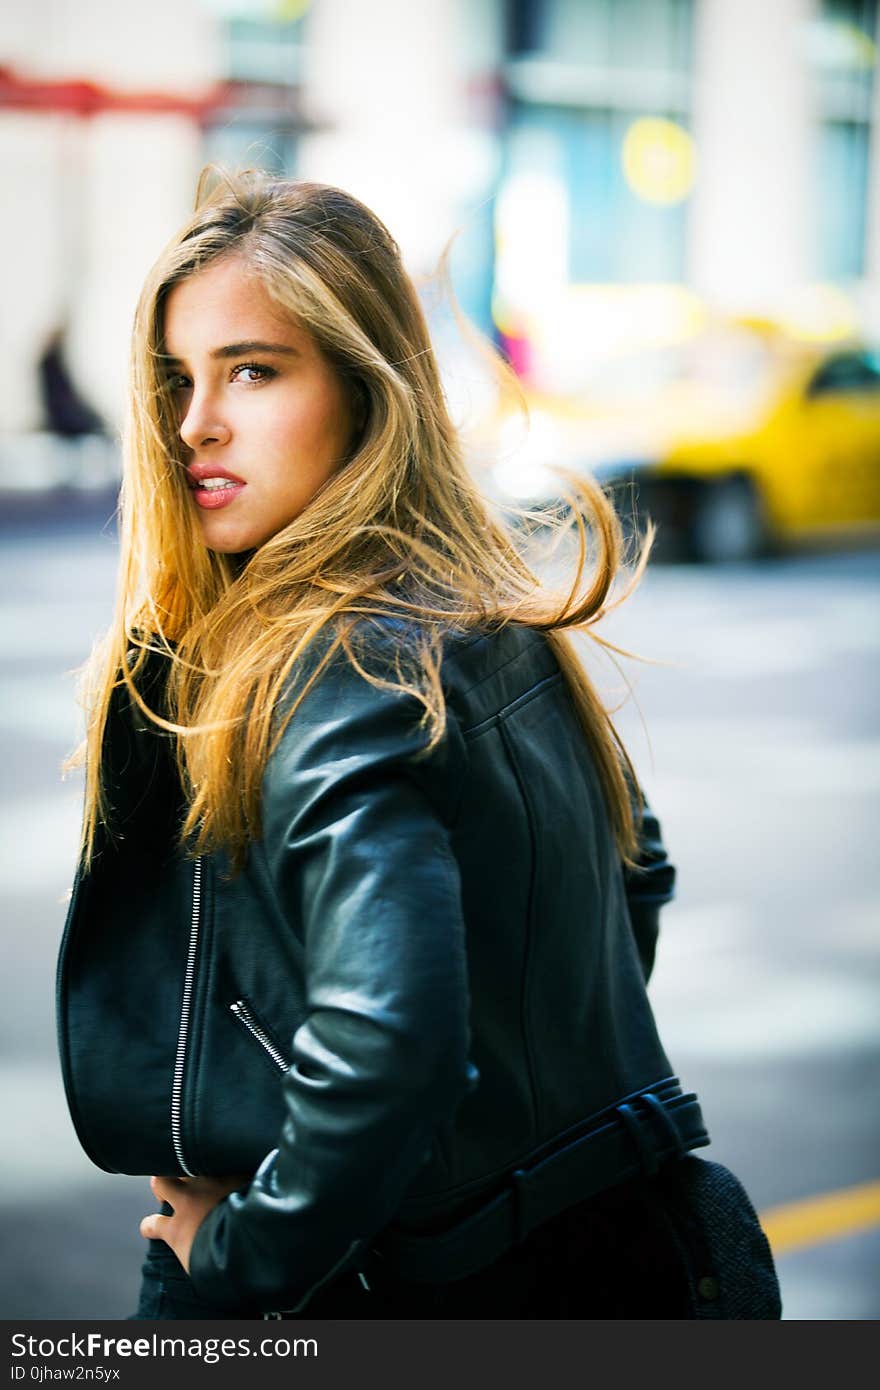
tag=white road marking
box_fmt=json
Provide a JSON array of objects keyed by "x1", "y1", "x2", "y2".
[
  {"x1": 694, "y1": 619, "x2": 827, "y2": 678},
  {"x1": 0, "y1": 1064, "x2": 143, "y2": 1198},
  {"x1": 647, "y1": 897, "x2": 879, "y2": 1060},
  {"x1": 758, "y1": 740, "x2": 880, "y2": 795},
  {"x1": 0, "y1": 792, "x2": 83, "y2": 896},
  {"x1": 644, "y1": 732, "x2": 880, "y2": 795},
  {"x1": 603, "y1": 584, "x2": 880, "y2": 680},
  {"x1": 819, "y1": 900, "x2": 880, "y2": 957},
  {"x1": 0, "y1": 674, "x2": 85, "y2": 745},
  {"x1": 648, "y1": 901, "x2": 755, "y2": 962},
  {"x1": 652, "y1": 967, "x2": 880, "y2": 1061},
  {"x1": 0, "y1": 605, "x2": 109, "y2": 662}
]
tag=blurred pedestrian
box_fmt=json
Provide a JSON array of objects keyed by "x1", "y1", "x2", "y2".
[
  {"x1": 38, "y1": 325, "x2": 105, "y2": 439},
  {"x1": 56, "y1": 169, "x2": 780, "y2": 1320}
]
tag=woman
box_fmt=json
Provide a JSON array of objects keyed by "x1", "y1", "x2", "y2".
[{"x1": 57, "y1": 169, "x2": 773, "y2": 1321}]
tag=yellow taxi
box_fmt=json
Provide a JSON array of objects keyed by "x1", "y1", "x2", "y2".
[{"x1": 488, "y1": 320, "x2": 880, "y2": 562}]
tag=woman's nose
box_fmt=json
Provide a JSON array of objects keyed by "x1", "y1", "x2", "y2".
[{"x1": 179, "y1": 397, "x2": 232, "y2": 452}]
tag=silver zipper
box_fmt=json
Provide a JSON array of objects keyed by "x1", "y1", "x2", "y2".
[
  {"x1": 171, "y1": 856, "x2": 202, "y2": 1177},
  {"x1": 230, "y1": 999, "x2": 291, "y2": 1073}
]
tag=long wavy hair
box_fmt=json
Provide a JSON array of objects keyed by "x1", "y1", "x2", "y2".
[{"x1": 71, "y1": 167, "x2": 655, "y2": 874}]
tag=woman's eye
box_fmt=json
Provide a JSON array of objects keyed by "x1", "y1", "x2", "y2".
[
  {"x1": 165, "y1": 374, "x2": 191, "y2": 392},
  {"x1": 231, "y1": 362, "x2": 277, "y2": 385}
]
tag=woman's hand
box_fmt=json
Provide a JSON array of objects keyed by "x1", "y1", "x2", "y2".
[{"x1": 139, "y1": 1173, "x2": 251, "y2": 1275}]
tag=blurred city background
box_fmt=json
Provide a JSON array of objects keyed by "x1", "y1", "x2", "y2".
[{"x1": 1, "y1": 0, "x2": 878, "y2": 1320}]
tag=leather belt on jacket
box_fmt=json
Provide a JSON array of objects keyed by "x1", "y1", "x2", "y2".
[{"x1": 368, "y1": 1077, "x2": 709, "y2": 1285}]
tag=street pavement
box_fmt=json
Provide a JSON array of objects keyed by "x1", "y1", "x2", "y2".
[{"x1": 1, "y1": 510, "x2": 877, "y2": 1319}]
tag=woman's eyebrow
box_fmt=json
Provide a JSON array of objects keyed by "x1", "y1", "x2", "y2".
[{"x1": 162, "y1": 340, "x2": 301, "y2": 364}]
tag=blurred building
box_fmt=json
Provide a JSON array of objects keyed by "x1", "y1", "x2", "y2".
[
  {"x1": 495, "y1": 0, "x2": 879, "y2": 389},
  {"x1": 0, "y1": 0, "x2": 877, "y2": 439}
]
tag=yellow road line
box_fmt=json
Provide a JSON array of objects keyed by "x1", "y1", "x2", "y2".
[{"x1": 759, "y1": 1179, "x2": 880, "y2": 1257}]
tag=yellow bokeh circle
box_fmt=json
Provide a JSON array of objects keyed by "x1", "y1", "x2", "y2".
[{"x1": 622, "y1": 118, "x2": 696, "y2": 206}]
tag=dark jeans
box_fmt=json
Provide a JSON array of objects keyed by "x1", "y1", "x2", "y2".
[{"x1": 129, "y1": 1167, "x2": 704, "y2": 1320}]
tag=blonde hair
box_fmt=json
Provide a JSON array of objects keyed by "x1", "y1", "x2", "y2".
[{"x1": 71, "y1": 168, "x2": 655, "y2": 874}]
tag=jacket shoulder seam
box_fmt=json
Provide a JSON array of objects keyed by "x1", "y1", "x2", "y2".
[
  {"x1": 459, "y1": 671, "x2": 562, "y2": 740},
  {"x1": 446, "y1": 631, "x2": 554, "y2": 700},
  {"x1": 497, "y1": 717, "x2": 543, "y2": 1139}
]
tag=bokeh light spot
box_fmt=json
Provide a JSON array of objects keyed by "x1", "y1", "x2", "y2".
[{"x1": 622, "y1": 117, "x2": 696, "y2": 206}]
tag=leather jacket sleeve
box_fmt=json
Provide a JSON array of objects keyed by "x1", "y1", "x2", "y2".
[
  {"x1": 188, "y1": 656, "x2": 475, "y2": 1313},
  {"x1": 623, "y1": 791, "x2": 676, "y2": 982}
]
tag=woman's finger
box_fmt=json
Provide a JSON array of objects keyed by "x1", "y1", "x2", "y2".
[{"x1": 139, "y1": 1212, "x2": 168, "y2": 1241}]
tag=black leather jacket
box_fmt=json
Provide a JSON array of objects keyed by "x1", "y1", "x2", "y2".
[{"x1": 56, "y1": 621, "x2": 703, "y2": 1313}]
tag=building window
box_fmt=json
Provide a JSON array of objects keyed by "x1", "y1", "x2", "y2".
[
  {"x1": 811, "y1": 0, "x2": 878, "y2": 280},
  {"x1": 224, "y1": 12, "x2": 307, "y2": 86},
  {"x1": 499, "y1": 0, "x2": 695, "y2": 288},
  {"x1": 203, "y1": 6, "x2": 311, "y2": 177}
]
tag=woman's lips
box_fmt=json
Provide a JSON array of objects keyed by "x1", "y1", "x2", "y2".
[{"x1": 191, "y1": 482, "x2": 246, "y2": 510}]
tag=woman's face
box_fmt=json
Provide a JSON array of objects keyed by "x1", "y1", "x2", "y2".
[{"x1": 161, "y1": 255, "x2": 355, "y2": 554}]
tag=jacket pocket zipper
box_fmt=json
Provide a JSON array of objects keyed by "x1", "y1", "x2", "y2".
[
  {"x1": 230, "y1": 998, "x2": 292, "y2": 1074},
  {"x1": 171, "y1": 856, "x2": 202, "y2": 1177}
]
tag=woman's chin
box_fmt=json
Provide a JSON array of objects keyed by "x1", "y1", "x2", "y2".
[{"x1": 198, "y1": 519, "x2": 264, "y2": 555}]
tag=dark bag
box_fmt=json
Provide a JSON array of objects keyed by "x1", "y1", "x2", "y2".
[{"x1": 658, "y1": 1154, "x2": 783, "y2": 1319}]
